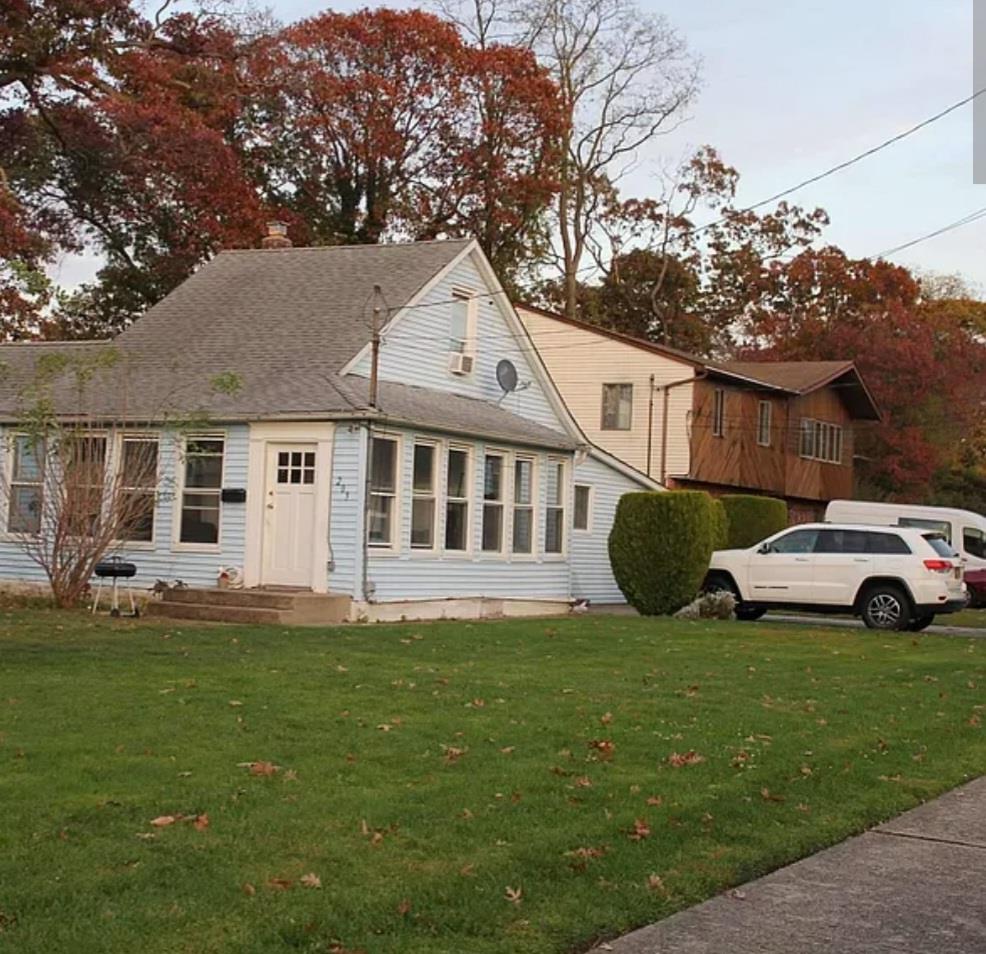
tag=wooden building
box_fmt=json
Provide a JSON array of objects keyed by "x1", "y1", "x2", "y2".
[
  {"x1": 517, "y1": 305, "x2": 881, "y2": 523},
  {"x1": 675, "y1": 362, "x2": 881, "y2": 523}
]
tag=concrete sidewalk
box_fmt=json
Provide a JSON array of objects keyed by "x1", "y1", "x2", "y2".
[{"x1": 590, "y1": 776, "x2": 986, "y2": 954}]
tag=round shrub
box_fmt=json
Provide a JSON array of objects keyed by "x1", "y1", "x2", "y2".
[
  {"x1": 720, "y1": 494, "x2": 789, "y2": 549},
  {"x1": 608, "y1": 491, "x2": 721, "y2": 616}
]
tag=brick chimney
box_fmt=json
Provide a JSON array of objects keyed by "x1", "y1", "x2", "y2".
[{"x1": 261, "y1": 221, "x2": 292, "y2": 249}]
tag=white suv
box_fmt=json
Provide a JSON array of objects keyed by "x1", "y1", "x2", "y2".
[{"x1": 704, "y1": 523, "x2": 968, "y2": 631}]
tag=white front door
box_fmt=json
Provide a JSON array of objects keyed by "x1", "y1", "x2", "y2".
[{"x1": 261, "y1": 444, "x2": 317, "y2": 587}]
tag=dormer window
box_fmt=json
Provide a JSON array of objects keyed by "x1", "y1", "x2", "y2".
[{"x1": 448, "y1": 289, "x2": 477, "y2": 376}]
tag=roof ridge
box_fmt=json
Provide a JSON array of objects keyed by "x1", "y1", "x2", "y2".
[{"x1": 217, "y1": 237, "x2": 475, "y2": 256}]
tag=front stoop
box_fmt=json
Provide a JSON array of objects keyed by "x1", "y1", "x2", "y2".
[{"x1": 146, "y1": 587, "x2": 351, "y2": 626}]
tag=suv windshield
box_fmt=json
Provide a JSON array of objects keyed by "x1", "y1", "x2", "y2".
[{"x1": 924, "y1": 534, "x2": 954, "y2": 558}]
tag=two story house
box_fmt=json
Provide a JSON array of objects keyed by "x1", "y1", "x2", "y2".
[
  {"x1": 0, "y1": 235, "x2": 655, "y2": 619},
  {"x1": 518, "y1": 304, "x2": 881, "y2": 523}
]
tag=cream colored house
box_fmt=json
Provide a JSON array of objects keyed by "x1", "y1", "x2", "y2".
[{"x1": 517, "y1": 305, "x2": 699, "y2": 484}]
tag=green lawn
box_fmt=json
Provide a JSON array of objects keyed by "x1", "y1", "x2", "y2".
[
  {"x1": 946, "y1": 607, "x2": 986, "y2": 628},
  {"x1": 1, "y1": 611, "x2": 984, "y2": 954}
]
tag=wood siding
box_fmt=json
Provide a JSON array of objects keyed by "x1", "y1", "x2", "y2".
[
  {"x1": 517, "y1": 306, "x2": 694, "y2": 481},
  {"x1": 687, "y1": 380, "x2": 854, "y2": 504}
]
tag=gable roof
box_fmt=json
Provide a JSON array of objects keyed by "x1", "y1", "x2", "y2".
[
  {"x1": 708, "y1": 360, "x2": 881, "y2": 421},
  {"x1": 0, "y1": 240, "x2": 580, "y2": 449},
  {"x1": 516, "y1": 302, "x2": 703, "y2": 367}
]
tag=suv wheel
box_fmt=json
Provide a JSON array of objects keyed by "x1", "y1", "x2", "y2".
[
  {"x1": 861, "y1": 585, "x2": 910, "y2": 631},
  {"x1": 906, "y1": 614, "x2": 935, "y2": 632}
]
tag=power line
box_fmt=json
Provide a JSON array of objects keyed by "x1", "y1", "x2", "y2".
[
  {"x1": 690, "y1": 87, "x2": 986, "y2": 238},
  {"x1": 874, "y1": 206, "x2": 986, "y2": 258}
]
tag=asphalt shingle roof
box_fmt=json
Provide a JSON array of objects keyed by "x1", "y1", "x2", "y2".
[{"x1": 0, "y1": 240, "x2": 576, "y2": 449}]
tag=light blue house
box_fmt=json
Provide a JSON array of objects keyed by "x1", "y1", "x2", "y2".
[{"x1": 0, "y1": 235, "x2": 657, "y2": 621}]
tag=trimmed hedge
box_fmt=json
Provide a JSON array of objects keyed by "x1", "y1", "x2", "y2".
[
  {"x1": 608, "y1": 491, "x2": 722, "y2": 616},
  {"x1": 720, "y1": 494, "x2": 789, "y2": 549},
  {"x1": 711, "y1": 498, "x2": 730, "y2": 551}
]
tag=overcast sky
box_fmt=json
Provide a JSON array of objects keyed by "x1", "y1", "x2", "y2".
[{"x1": 51, "y1": 0, "x2": 985, "y2": 293}]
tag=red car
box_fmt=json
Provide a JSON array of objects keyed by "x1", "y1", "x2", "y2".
[{"x1": 965, "y1": 568, "x2": 986, "y2": 608}]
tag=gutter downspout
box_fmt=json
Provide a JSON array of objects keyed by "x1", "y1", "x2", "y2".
[
  {"x1": 646, "y1": 374, "x2": 655, "y2": 477},
  {"x1": 658, "y1": 371, "x2": 707, "y2": 486}
]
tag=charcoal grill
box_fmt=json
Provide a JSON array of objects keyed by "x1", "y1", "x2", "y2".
[{"x1": 91, "y1": 557, "x2": 140, "y2": 618}]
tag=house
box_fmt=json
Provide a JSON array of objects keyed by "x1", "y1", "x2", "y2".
[
  {"x1": 517, "y1": 304, "x2": 881, "y2": 524},
  {"x1": 0, "y1": 233, "x2": 655, "y2": 620}
]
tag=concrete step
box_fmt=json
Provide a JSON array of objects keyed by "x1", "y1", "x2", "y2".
[
  {"x1": 163, "y1": 587, "x2": 298, "y2": 610},
  {"x1": 149, "y1": 588, "x2": 352, "y2": 626},
  {"x1": 145, "y1": 601, "x2": 284, "y2": 625}
]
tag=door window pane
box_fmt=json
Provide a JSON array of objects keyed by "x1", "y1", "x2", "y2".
[{"x1": 769, "y1": 529, "x2": 818, "y2": 554}]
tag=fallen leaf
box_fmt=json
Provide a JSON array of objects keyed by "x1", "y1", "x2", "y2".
[
  {"x1": 228, "y1": 700, "x2": 243, "y2": 707},
  {"x1": 645, "y1": 795, "x2": 663, "y2": 806},
  {"x1": 729, "y1": 888, "x2": 746, "y2": 900},
  {"x1": 667, "y1": 750, "x2": 704, "y2": 767},
  {"x1": 599, "y1": 712, "x2": 613, "y2": 725},
  {"x1": 396, "y1": 898, "x2": 411, "y2": 916},
  {"x1": 248, "y1": 761, "x2": 279, "y2": 777},
  {"x1": 300, "y1": 873, "x2": 322, "y2": 889},
  {"x1": 459, "y1": 864, "x2": 476, "y2": 877},
  {"x1": 242, "y1": 882, "x2": 256, "y2": 896},
  {"x1": 504, "y1": 886, "x2": 523, "y2": 905},
  {"x1": 150, "y1": 815, "x2": 177, "y2": 828},
  {"x1": 267, "y1": 877, "x2": 293, "y2": 891},
  {"x1": 193, "y1": 813, "x2": 209, "y2": 831},
  {"x1": 647, "y1": 874, "x2": 668, "y2": 894},
  {"x1": 588, "y1": 739, "x2": 615, "y2": 761},
  {"x1": 574, "y1": 775, "x2": 593, "y2": 788},
  {"x1": 760, "y1": 787, "x2": 785, "y2": 803},
  {"x1": 627, "y1": 818, "x2": 651, "y2": 841},
  {"x1": 443, "y1": 745, "x2": 466, "y2": 765},
  {"x1": 500, "y1": 746, "x2": 515, "y2": 754}
]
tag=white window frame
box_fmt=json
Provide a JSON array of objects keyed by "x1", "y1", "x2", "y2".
[
  {"x1": 601, "y1": 383, "x2": 633, "y2": 431},
  {"x1": 367, "y1": 432, "x2": 402, "y2": 552},
  {"x1": 444, "y1": 443, "x2": 473, "y2": 555},
  {"x1": 573, "y1": 483, "x2": 593, "y2": 533},
  {"x1": 3, "y1": 433, "x2": 45, "y2": 538},
  {"x1": 174, "y1": 434, "x2": 225, "y2": 551},
  {"x1": 798, "y1": 418, "x2": 843, "y2": 464},
  {"x1": 712, "y1": 388, "x2": 726, "y2": 438},
  {"x1": 410, "y1": 439, "x2": 439, "y2": 552},
  {"x1": 449, "y1": 289, "x2": 478, "y2": 361},
  {"x1": 544, "y1": 456, "x2": 568, "y2": 557},
  {"x1": 757, "y1": 401, "x2": 772, "y2": 447},
  {"x1": 511, "y1": 454, "x2": 537, "y2": 558},
  {"x1": 481, "y1": 449, "x2": 507, "y2": 555},
  {"x1": 115, "y1": 433, "x2": 160, "y2": 548}
]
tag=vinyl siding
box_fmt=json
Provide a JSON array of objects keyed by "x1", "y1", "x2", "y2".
[
  {"x1": 571, "y1": 453, "x2": 650, "y2": 604},
  {"x1": 328, "y1": 423, "x2": 365, "y2": 598},
  {"x1": 363, "y1": 426, "x2": 572, "y2": 602},
  {"x1": 351, "y1": 252, "x2": 566, "y2": 433},
  {"x1": 518, "y1": 306, "x2": 694, "y2": 480},
  {"x1": 0, "y1": 424, "x2": 249, "y2": 591}
]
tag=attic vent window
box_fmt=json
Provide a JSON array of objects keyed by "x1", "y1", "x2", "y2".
[{"x1": 448, "y1": 290, "x2": 477, "y2": 376}]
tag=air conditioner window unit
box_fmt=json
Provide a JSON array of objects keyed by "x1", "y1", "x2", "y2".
[{"x1": 448, "y1": 352, "x2": 474, "y2": 375}]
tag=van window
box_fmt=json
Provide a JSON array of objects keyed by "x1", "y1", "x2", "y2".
[
  {"x1": 963, "y1": 527, "x2": 986, "y2": 560},
  {"x1": 923, "y1": 535, "x2": 955, "y2": 558},
  {"x1": 898, "y1": 517, "x2": 951, "y2": 542},
  {"x1": 867, "y1": 532, "x2": 912, "y2": 555}
]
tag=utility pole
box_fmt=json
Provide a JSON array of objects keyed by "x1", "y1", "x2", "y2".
[{"x1": 369, "y1": 284, "x2": 385, "y2": 409}]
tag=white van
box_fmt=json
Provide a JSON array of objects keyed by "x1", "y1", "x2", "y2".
[{"x1": 824, "y1": 500, "x2": 986, "y2": 570}]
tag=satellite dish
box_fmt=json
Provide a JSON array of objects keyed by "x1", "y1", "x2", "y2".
[{"x1": 496, "y1": 359, "x2": 518, "y2": 394}]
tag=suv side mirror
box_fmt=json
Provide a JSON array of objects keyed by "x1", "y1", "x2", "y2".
[{"x1": 757, "y1": 543, "x2": 773, "y2": 555}]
